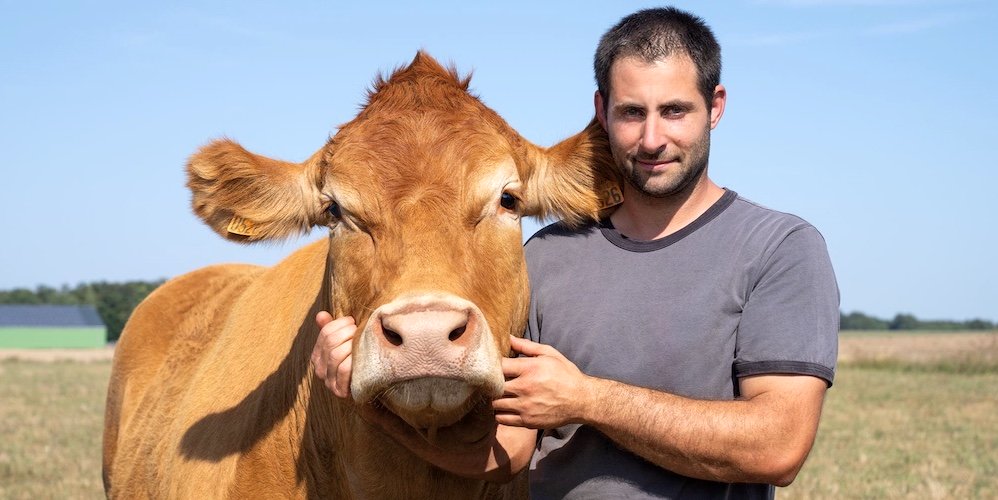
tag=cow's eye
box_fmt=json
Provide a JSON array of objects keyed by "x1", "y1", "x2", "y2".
[
  {"x1": 499, "y1": 192, "x2": 519, "y2": 211},
  {"x1": 327, "y1": 201, "x2": 342, "y2": 219}
]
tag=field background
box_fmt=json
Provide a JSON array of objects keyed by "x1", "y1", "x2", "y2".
[{"x1": 1, "y1": 331, "x2": 995, "y2": 499}]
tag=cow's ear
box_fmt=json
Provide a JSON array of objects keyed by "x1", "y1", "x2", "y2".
[
  {"x1": 520, "y1": 117, "x2": 622, "y2": 227},
  {"x1": 186, "y1": 139, "x2": 325, "y2": 243}
]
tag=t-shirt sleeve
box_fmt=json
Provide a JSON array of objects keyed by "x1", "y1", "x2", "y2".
[
  {"x1": 734, "y1": 225, "x2": 839, "y2": 386},
  {"x1": 526, "y1": 299, "x2": 541, "y2": 343}
]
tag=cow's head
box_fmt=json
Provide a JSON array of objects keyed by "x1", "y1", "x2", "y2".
[{"x1": 186, "y1": 52, "x2": 619, "y2": 448}]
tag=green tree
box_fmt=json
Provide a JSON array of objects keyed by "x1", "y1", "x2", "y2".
[
  {"x1": 0, "y1": 288, "x2": 41, "y2": 304},
  {"x1": 840, "y1": 311, "x2": 889, "y2": 330},
  {"x1": 964, "y1": 318, "x2": 995, "y2": 330},
  {"x1": 889, "y1": 313, "x2": 920, "y2": 330}
]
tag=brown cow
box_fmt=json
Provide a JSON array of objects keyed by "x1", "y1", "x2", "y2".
[{"x1": 102, "y1": 52, "x2": 618, "y2": 499}]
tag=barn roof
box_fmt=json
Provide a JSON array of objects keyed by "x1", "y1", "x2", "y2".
[{"x1": 0, "y1": 305, "x2": 105, "y2": 327}]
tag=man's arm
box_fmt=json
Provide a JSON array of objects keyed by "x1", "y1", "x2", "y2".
[
  {"x1": 311, "y1": 312, "x2": 537, "y2": 482},
  {"x1": 493, "y1": 336, "x2": 827, "y2": 487}
]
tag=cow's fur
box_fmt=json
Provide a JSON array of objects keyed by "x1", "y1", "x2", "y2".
[{"x1": 103, "y1": 52, "x2": 618, "y2": 499}]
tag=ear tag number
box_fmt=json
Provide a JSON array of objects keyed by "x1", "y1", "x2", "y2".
[
  {"x1": 226, "y1": 216, "x2": 259, "y2": 237},
  {"x1": 599, "y1": 185, "x2": 623, "y2": 210}
]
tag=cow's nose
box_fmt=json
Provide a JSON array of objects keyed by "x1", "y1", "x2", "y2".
[{"x1": 378, "y1": 308, "x2": 472, "y2": 350}]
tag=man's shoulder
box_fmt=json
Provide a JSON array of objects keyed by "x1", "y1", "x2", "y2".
[
  {"x1": 726, "y1": 194, "x2": 818, "y2": 236},
  {"x1": 522, "y1": 220, "x2": 603, "y2": 271},
  {"x1": 721, "y1": 194, "x2": 834, "y2": 272}
]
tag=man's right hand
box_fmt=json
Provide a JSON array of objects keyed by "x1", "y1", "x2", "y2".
[{"x1": 310, "y1": 311, "x2": 356, "y2": 398}]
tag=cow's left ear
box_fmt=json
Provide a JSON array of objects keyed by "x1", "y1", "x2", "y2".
[
  {"x1": 186, "y1": 139, "x2": 325, "y2": 243},
  {"x1": 519, "y1": 117, "x2": 622, "y2": 227}
]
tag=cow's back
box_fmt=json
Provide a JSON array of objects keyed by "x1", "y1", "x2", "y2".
[{"x1": 102, "y1": 261, "x2": 263, "y2": 496}]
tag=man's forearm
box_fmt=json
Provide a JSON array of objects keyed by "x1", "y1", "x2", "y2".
[{"x1": 582, "y1": 375, "x2": 826, "y2": 486}]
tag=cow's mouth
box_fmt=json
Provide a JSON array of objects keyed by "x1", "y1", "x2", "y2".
[
  {"x1": 410, "y1": 401, "x2": 495, "y2": 447},
  {"x1": 375, "y1": 377, "x2": 497, "y2": 447}
]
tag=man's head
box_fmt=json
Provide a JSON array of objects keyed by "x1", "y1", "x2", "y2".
[
  {"x1": 593, "y1": 8, "x2": 726, "y2": 200},
  {"x1": 594, "y1": 7, "x2": 721, "y2": 109}
]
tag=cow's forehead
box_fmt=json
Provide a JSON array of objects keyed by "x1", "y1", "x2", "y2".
[
  {"x1": 323, "y1": 121, "x2": 518, "y2": 213},
  {"x1": 317, "y1": 54, "x2": 526, "y2": 220},
  {"x1": 330, "y1": 111, "x2": 513, "y2": 172},
  {"x1": 327, "y1": 52, "x2": 520, "y2": 176}
]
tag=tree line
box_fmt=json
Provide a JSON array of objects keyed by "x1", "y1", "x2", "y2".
[
  {"x1": 839, "y1": 310, "x2": 994, "y2": 331},
  {"x1": 0, "y1": 281, "x2": 165, "y2": 342},
  {"x1": 0, "y1": 282, "x2": 994, "y2": 341}
]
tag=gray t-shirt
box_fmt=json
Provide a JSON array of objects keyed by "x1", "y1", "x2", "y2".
[{"x1": 524, "y1": 189, "x2": 839, "y2": 499}]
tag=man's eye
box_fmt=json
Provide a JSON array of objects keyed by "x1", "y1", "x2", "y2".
[
  {"x1": 623, "y1": 107, "x2": 643, "y2": 117},
  {"x1": 663, "y1": 106, "x2": 687, "y2": 118}
]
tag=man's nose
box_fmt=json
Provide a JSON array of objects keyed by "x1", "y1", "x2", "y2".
[{"x1": 639, "y1": 117, "x2": 667, "y2": 154}]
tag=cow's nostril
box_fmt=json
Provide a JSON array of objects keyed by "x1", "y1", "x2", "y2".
[
  {"x1": 383, "y1": 327, "x2": 403, "y2": 346},
  {"x1": 448, "y1": 325, "x2": 466, "y2": 342}
]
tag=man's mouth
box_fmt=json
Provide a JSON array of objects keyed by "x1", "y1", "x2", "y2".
[{"x1": 635, "y1": 158, "x2": 677, "y2": 170}]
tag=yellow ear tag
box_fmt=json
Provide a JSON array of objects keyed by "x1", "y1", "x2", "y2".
[
  {"x1": 226, "y1": 216, "x2": 259, "y2": 237},
  {"x1": 598, "y1": 185, "x2": 624, "y2": 210}
]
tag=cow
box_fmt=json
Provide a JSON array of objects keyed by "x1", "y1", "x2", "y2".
[{"x1": 102, "y1": 52, "x2": 620, "y2": 499}]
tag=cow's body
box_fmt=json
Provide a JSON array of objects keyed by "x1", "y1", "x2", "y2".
[
  {"x1": 103, "y1": 53, "x2": 617, "y2": 498},
  {"x1": 105, "y1": 241, "x2": 517, "y2": 498}
]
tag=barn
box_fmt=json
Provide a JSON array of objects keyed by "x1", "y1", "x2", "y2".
[{"x1": 0, "y1": 305, "x2": 107, "y2": 348}]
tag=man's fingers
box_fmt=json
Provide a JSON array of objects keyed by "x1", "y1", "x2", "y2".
[
  {"x1": 493, "y1": 391, "x2": 530, "y2": 427},
  {"x1": 509, "y1": 335, "x2": 554, "y2": 357},
  {"x1": 492, "y1": 394, "x2": 518, "y2": 412},
  {"x1": 494, "y1": 413, "x2": 526, "y2": 428},
  {"x1": 500, "y1": 356, "x2": 534, "y2": 379},
  {"x1": 317, "y1": 316, "x2": 357, "y2": 352},
  {"x1": 318, "y1": 314, "x2": 356, "y2": 336},
  {"x1": 333, "y1": 355, "x2": 353, "y2": 398},
  {"x1": 315, "y1": 310, "x2": 334, "y2": 328},
  {"x1": 313, "y1": 311, "x2": 357, "y2": 399}
]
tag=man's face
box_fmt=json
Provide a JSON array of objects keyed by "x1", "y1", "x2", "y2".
[{"x1": 596, "y1": 55, "x2": 724, "y2": 199}]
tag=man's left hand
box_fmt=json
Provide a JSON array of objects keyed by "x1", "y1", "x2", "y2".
[{"x1": 492, "y1": 336, "x2": 590, "y2": 429}]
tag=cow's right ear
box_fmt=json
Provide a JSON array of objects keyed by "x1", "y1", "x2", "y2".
[{"x1": 186, "y1": 139, "x2": 325, "y2": 243}]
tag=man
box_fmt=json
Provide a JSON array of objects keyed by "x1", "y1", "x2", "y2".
[{"x1": 313, "y1": 7, "x2": 838, "y2": 499}]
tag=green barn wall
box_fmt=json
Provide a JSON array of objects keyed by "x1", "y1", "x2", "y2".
[{"x1": 0, "y1": 327, "x2": 107, "y2": 348}]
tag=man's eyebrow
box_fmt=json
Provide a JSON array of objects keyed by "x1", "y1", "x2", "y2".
[
  {"x1": 658, "y1": 99, "x2": 696, "y2": 111},
  {"x1": 611, "y1": 101, "x2": 644, "y2": 110}
]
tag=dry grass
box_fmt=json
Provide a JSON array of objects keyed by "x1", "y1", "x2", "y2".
[
  {"x1": 781, "y1": 331, "x2": 998, "y2": 499},
  {"x1": 838, "y1": 331, "x2": 998, "y2": 372},
  {"x1": 1, "y1": 332, "x2": 995, "y2": 498},
  {"x1": 0, "y1": 359, "x2": 110, "y2": 499}
]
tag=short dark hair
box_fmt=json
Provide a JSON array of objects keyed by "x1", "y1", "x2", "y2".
[{"x1": 594, "y1": 7, "x2": 721, "y2": 107}]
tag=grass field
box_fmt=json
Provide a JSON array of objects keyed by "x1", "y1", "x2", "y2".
[
  {"x1": 1, "y1": 331, "x2": 995, "y2": 498},
  {"x1": 0, "y1": 360, "x2": 109, "y2": 499}
]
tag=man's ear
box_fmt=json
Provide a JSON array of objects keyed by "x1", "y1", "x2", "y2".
[
  {"x1": 519, "y1": 117, "x2": 622, "y2": 227},
  {"x1": 186, "y1": 139, "x2": 325, "y2": 243},
  {"x1": 594, "y1": 90, "x2": 608, "y2": 131},
  {"x1": 709, "y1": 84, "x2": 726, "y2": 130}
]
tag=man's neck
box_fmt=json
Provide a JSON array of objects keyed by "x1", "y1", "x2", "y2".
[{"x1": 609, "y1": 177, "x2": 725, "y2": 242}]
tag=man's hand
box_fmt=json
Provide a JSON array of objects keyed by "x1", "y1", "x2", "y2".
[
  {"x1": 493, "y1": 336, "x2": 590, "y2": 429},
  {"x1": 310, "y1": 311, "x2": 356, "y2": 398},
  {"x1": 310, "y1": 312, "x2": 408, "y2": 431}
]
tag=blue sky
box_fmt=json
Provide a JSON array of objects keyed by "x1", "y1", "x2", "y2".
[{"x1": 2, "y1": 0, "x2": 995, "y2": 322}]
